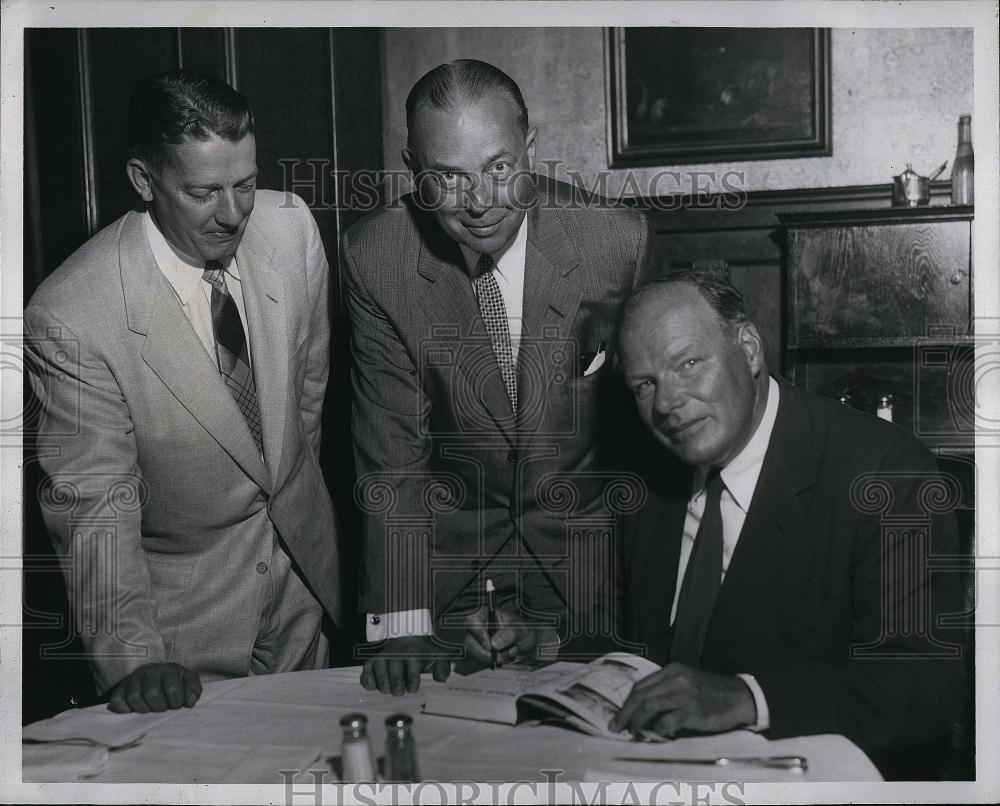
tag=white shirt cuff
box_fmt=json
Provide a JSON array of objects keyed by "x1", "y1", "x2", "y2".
[
  {"x1": 366, "y1": 609, "x2": 433, "y2": 641},
  {"x1": 736, "y1": 673, "x2": 771, "y2": 732}
]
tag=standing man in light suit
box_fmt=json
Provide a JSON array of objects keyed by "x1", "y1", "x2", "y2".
[
  {"x1": 343, "y1": 60, "x2": 661, "y2": 694},
  {"x1": 25, "y1": 70, "x2": 340, "y2": 712}
]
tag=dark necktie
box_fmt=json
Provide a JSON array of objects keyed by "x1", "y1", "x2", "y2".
[
  {"x1": 473, "y1": 253, "x2": 517, "y2": 413},
  {"x1": 202, "y1": 261, "x2": 263, "y2": 454},
  {"x1": 670, "y1": 468, "x2": 725, "y2": 666}
]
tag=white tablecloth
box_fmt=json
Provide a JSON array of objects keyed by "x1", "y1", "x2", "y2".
[{"x1": 22, "y1": 667, "x2": 882, "y2": 783}]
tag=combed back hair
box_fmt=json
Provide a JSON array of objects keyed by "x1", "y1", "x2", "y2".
[
  {"x1": 129, "y1": 69, "x2": 254, "y2": 173},
  {"x1": 622, "y1": 268, "x2": 751, "y2": 340},
  {"x1": 405, "y1": 59, "x2": 528, "y2": 148}
]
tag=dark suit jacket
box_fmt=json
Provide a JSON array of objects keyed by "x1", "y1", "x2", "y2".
[
  {"x1": 622, "y1": 381, "x2": 964, "y2": 753},
  {"x1": 343, "y1": 176, "x2": 660, "y2": 629}
]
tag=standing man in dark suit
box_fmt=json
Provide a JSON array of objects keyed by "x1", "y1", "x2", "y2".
[
  {"x1": 343, "y1": 60, "x2": 659, "y2": 694},
  {"x1": 25, "y1": 70, "x2": 341, "y2": 713},
  {"x1": 609, "y1": 271, "x2": 963, "y2": 757}
]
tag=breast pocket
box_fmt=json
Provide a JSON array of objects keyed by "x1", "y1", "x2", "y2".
[{"x1": 551, "y1": 364, "x2": 608, "y2": 440}]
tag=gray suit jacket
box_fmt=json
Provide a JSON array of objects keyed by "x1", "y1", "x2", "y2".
[
  {"x1": 25, "y1": 190, "x2": 340, "y2": 693},
  {"x1": 343, "y1": 176, "x2": 659, "y2": 631}
]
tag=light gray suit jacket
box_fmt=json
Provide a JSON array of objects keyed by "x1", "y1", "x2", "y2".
[{"x1": 25, "y1": 190, "x2": 340, "y2": 693}]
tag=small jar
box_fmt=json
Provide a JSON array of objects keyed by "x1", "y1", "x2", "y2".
[
  {"x1": 339, "y1": 712, "x2": 377, "y2": 783},
  {"x1": 877, "y1": 395, "x2": 894, "y2": 423},
  {"x1": 384, "y1": 713, "x2": 420, "y2": 783}
]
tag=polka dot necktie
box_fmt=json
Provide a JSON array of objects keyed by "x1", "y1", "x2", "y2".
[{"x1": 472, "y1": 253, "x2": 518, "y2": 413}]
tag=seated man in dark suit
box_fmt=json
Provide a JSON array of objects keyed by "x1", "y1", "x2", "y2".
[{"x1": 608, "y1": 270, "x2": 964, "y2": 761}]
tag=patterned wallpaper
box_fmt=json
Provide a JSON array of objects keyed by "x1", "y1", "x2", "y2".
[{"x1": 382, "y1": 27, "x2": 974, "y2": 195}]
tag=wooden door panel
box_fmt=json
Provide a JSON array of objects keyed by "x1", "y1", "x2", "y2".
[{"x1": 788, "y1": 220, "x2": 970, "y2": 347}]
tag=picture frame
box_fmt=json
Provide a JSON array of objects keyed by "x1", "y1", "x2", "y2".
[{"x1": 606, "y1": 28, "x2": 832, "y2": 167}]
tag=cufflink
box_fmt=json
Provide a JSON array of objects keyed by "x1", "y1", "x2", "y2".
[{"x1": 370, "y1": 616, "x2": 381, "y2": 625}]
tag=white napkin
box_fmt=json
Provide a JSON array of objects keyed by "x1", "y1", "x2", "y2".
[
  {"x1": 23, "y1": 707, "x2": 166, "y2": 748},
  {"x1": 23, "y1": 742, "x2": 109, "y2": 782}
]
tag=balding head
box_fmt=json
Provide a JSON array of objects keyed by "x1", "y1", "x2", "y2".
[{"x1": 405, "y1": 59, "x2": 528, "y2": 149}]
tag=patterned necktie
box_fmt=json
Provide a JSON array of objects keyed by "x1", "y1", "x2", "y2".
[
  {"x1": 670, "y1": 468, "x2": 725, "y2": 666},
  {"x1": 473, "y1": 253, "x2": 517, "y2": 413},
  {"x1": 202, "y1": 260, "x2": 263, "y2": 454}
]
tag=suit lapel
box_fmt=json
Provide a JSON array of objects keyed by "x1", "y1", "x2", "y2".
[
  {"x1": 517, "y1": 200, "x2": 581, "y2": 434},
  {"x1": 236, "y1": 217, "x2": 287, "y2": 479},
  {"x1": 416, "y1": 216, "x2": 517, "y2": 437},
  {"x1": 119, "y1": 211, "x2": 271, "y2": 492},
  {"x1": 704, "y1": 386, "x2": 819, "y2": 660}
]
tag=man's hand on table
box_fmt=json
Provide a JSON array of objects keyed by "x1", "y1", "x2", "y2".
[
  {"x1": 609, "y1": 663, "x2": 756, "y2": 738},
  {"x1": 463, "y1": 605, "x2": 560, "y2": 668},
  {"x1": 107, "y1": 662, "x2": 202, "y2": 713},
  {"x1": 360, "y1": 636, "x2": 452, "y2": 695}
]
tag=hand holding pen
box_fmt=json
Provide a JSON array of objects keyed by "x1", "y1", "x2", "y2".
[
  {"x1": 461, "y1": 593, "x2": 562, "y2": 669},
  {"x1": 486, "y1": 578, "x2": 499, "y2": 670}
]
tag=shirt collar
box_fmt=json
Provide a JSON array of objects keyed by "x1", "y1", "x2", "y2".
[
  {"x1": 459, "y1": 213, "x2": 529, "y2": 282},
  {"x1": 694, "y1": 376, "x2": 780, "y2": 512},
  {"x1": 144, "y1": 212, "x2": 240, "y2": 304}
]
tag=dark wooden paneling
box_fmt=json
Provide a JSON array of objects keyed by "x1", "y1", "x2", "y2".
[
  {"x1": 177, "y1": 28, "x2": 227, "y2": 76},
  {"x1": 236, "y1": 28, "x2": 337, "y2": 263},
  {"x1": 729, "y1": 263, "x2": 782, "y2": 373},
  {"x1": 87, "y1": 28, "x2": 179, "y2": 228},
  {"x1": 328, "y1": 30, "x2": 383, "y2": 653},
  {"x1": 781, "y1": 206, "x2": 975, "y2": 456},
  {"x1": 329, "y1": 29, "x2": 385, "y2": 242},
  {"x1": 645, "y1": 181, "x2": 955, "y2": 268},
  {"x1": 235, "y1": 29, "x2": 333, "y2": 188},
  {"x1": 642, "y1": 181, "x2": 959, "y2": 375},
  {"x1": 24, "y1": 29, "x2": 89, "y2": 290},
  {"x1": 787, "y1": 220, "x2": 970, "y2": 347}
]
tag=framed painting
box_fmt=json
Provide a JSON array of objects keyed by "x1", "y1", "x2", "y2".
[{"x1": 606, "y1": 28, "x2": 831, "y2": 166}]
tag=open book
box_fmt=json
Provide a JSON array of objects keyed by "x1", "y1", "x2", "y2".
[{"x1": 422, "y1": 653, "x2": 661, "y2": 741}]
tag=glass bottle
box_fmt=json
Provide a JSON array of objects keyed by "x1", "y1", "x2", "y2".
[
  {"x1": 951, "y1": 115, "x2": 974, "y2": 206},
  {"x1": 384, "y1": 713, "x2": 420, "y2": 783},
  {"x1": 339, "y1": 713, "x2": 377, "y2": 783}
]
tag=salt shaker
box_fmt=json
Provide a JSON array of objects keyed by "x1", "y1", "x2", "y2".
[
  {"x1": 877, "y1": 395, "x2": 894, "y2": 423},
  {"x1": 384, "y1": 713, "x2": 420, "y2": 782},
  {"x1": 339, "y1": 712, "x2": 377, "y2": 782}
]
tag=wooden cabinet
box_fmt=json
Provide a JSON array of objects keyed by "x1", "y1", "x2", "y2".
[
  {"x1": 786, "y1": 208, "x2": 972, "y2": 347},
  {"x1": 779, "y1": 206, "x2": 975, "y2": 456}
]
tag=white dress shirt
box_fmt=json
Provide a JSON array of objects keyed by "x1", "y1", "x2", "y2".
[
  {"x1": 144, "y1": 212, "x2": 251, "y2": 366},
  {"x1": 366, "y1": 215, "x2": 529, "y2": 642},
  {"x1": 670, "y1": 376, "x2": 780, "y2": 731}
]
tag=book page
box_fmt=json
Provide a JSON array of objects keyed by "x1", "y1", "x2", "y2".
[
  {"x1": 422, "y1": 666, "x2": 567, "y2": 724},
  {"x1": 422, "y1": 654, "x2": 661, "y2": 737},
  {"x1": 520, "y1": 653, "x2": 662, "y2": 739}
]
